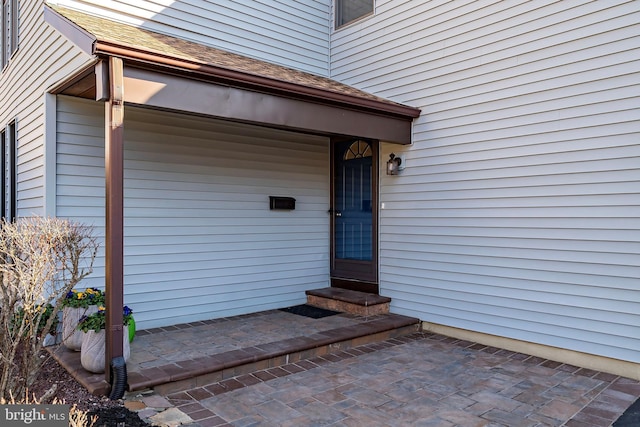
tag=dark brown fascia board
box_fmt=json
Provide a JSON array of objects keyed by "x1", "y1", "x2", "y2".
[
  {"x1": 44, "y1": 5, "x2": 96, "y2": 55},
  {"x1": 94, "y1": 41, "x2": 421, "y2": 120}
]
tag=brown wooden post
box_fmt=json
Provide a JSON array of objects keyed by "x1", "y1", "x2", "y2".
[{"x1": 104, "y1": 56, "x2": 125, "y2": 380}]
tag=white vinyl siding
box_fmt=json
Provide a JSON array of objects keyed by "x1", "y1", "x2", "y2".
[
  {"x1": 333, "y1": 1, "x2": 640, "y2": 363},
  {"x1": 52, "y1": 0, "x2": 331, "y2": 76},
  {"x1": 56, "y1": 96, "x2": 330, "y2": 329},
  {"x1": 0, "y1": 0, "x2": 93, "y2": 217}
]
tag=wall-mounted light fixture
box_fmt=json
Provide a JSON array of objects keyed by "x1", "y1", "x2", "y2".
[{"x1": 386, "y1": 153, "x2": 402, "y2": 175}]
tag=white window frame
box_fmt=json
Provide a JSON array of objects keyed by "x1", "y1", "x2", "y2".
[{"x1": 335, "y1": 0, "x2": 374, "y2": 30}]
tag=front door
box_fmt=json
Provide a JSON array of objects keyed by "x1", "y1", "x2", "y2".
[{"x1": 331, "y1": 139, "x2": 378, "y2": 292}]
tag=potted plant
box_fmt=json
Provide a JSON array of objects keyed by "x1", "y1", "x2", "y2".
[
  {"x1": 61, "y1": 287, "x2": 105, "y2": 351},
  {"x1": 78, "y1": 305, "x2": 133, "y2": 373}
]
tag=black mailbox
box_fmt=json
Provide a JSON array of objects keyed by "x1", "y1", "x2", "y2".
[{"x1": 269, "y1": 196, "x2": 296, "y2": 210}]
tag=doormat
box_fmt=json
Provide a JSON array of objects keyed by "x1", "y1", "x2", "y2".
[
  {"x1": 614, "y1": 396, "x2": 640, "y2": 426},
  {"x1": 279, "y1": 304, "x2": 340, "y2": 319}
]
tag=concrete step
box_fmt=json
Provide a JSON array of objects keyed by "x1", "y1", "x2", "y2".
[{"x1": 306, "y1": 288, "x2": 391, "y2": 316}]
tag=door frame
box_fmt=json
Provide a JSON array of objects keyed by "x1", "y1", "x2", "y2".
[{"x1": 330, "y1": 137, "x2": 379, "y2": 294}]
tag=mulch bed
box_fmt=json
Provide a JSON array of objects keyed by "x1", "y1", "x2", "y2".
[{"x1": 26, "y1": 353, "x2": 148, "y2": 426}]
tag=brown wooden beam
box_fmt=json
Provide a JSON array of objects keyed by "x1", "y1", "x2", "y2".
[{"x1": 104, "y1": 56, "x2": 125, "y2": 380}]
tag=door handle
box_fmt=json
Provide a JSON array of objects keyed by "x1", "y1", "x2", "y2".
[{"x1": 335, "y1": 211, "x2": 342, "y2": 217}]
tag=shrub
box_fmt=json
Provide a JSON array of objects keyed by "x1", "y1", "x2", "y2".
[
  {"x1": 12, "y1": 303, "x2": 58, "y2": 336},
  {"x1": 0, "y1": 393, "x2": 96, "y2": 427},
  {"x1": 0, "y1": 217, "x2": 98, "y2": 401}
]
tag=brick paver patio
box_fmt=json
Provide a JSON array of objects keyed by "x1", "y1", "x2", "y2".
[{"x1": 158, "y1": 332, "x2": 640, "y2": 426}]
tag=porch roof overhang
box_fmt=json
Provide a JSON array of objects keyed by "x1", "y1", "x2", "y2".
[
  {"x1": 44, "y1": 5, "x2": 421, "y2": 145},
  {"x1": 44, "y1": 4, "x2": 421, "y2": 392}
]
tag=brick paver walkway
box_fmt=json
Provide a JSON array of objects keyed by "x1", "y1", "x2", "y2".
[
  {"x1": 129, "y1": 310, "x2": 367, "y2": 371},
  {"x1": 158, "y1": 333, "x2": 640, "y2": 426}
]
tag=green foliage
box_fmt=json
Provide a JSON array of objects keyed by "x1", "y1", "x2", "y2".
[
  {"x1": 12, "y1": 304, "x2": 58, "y2": 336},
  {"x1": 77, "y1": 305, "x2": 133, "y2": 333}
]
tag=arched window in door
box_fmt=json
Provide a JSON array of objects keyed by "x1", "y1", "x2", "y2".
[{"x1": 343, "y1": 140, "x2": 372, "y2": 160}]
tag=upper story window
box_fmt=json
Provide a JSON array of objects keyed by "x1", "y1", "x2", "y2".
[
  {"x1": 1, "y1": 0, "x2": 18, "y2": 69},
  {"x1": 335, "y1": 0, "x2": 374, "y2": 29}
]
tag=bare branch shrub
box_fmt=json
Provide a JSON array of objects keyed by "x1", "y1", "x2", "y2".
[
  {"x1": 0, "y1": 217, "x2": 98, "y2": 401},
  {"x1": 69, "y1": 403, "x2": 98, "y2": 427},
  {"x1": 0, "y1": 393, "x2": 96, "y2": 427}
]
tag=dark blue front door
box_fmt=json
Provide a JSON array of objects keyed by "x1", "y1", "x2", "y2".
[{"x1": 331, "y1": 139, "x2": 377, "y2": 283}]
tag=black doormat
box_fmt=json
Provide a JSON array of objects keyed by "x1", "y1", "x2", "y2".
[
  {"x1": 614, "y1": 396, "x2": 640, "y2": 426},
  {"x1": 279, "y1": 304, "x2": 340, "y2": 319}
]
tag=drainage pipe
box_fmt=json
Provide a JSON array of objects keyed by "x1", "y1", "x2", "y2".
[{"x1": 109, "y1": 356, "x2": 127, "y2": 400}]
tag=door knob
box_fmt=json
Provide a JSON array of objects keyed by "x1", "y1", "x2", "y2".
[{"x1": 335, "y1": 211, "x2": 342, "y2": 217}]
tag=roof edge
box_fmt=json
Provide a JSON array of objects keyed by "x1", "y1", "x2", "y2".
[
  {"x1": 44, "y1": 4, "x2": 96, "y2": 55},
  {"x1": 94, "y1": 41, "x2": 421, "y2": 120},
  {"x1": 44, "y1": 4, "x2": 421, "y2": 120}
]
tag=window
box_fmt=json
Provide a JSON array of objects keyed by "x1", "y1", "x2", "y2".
[
  {"x1": 1, "y1": 0, "x2": 18, "y2": 68},
  {"x1": 343, "y1": 140, "x2": 372, "y2": 160},
  {"x1": 335, "y1": 0, "x2": 373, "y2": 29},
  {"x1": 0, "y1": 120, "x2": 16, "y2": 220}
]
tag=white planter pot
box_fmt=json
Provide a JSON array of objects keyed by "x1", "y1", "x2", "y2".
[
  {"x1": 80, "y1": 329, "x2": 131, "y2": 374},
  {"x1": 80, "y1": 330, "x2": 105, "y2": 373},
  {"x1": 62, "y1": 306, "x2": 98, "y2": 351}
]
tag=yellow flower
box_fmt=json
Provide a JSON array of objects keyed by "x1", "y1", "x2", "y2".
[{"x1": 77, "y1": 292, "x2": 85, "y2": 299}]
